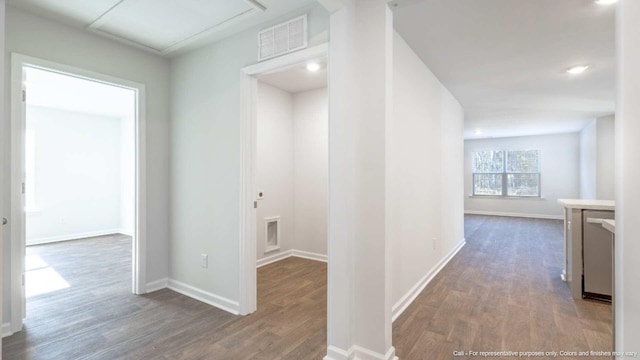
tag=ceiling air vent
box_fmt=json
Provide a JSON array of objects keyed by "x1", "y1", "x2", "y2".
[{"x1": 258, "y1": 14, "x2": 308, "y2": 62}]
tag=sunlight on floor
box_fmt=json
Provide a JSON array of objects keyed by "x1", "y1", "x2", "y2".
[{"x1": 25, "y1": 254, "x2": 70, "y2": 297}]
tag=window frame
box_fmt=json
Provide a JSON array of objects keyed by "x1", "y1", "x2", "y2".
[{"x1": 472, "y1": 149, "x2": 541, "y2": 198}]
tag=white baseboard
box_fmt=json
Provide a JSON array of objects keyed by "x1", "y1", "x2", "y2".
[
  {"x1": 324, "y1": 345, "x2": 397, "y2": 360},
  {"x1": 392, "y1": 238, "x2": 466, "y2": 322},
  {"x1": 464, "y1": 210, "x2": 563, "y2": 220},
  {"x1": 2, "y1": 322, "x2": 14, "y2": 338},
  {"x1": 26, "y1": 228, "x2": 123, "y2": 245},
  {"x1": 167, "y1": 279, "x2": 240, "y2": 315},
  {"x1": 257, "y1": 249, "x2": 327, "y2": 268},
  {"x1": 145, "y1": 277, "x2": 168, "y2": 293},
  {"x1": 257, "y1": 249, "x2": 294, "y2": 268},
  {"x1": 292, "y1": 249, "x2": 328, "y2": 263}
]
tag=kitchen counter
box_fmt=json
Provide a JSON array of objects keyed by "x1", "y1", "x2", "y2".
[
  {"x1": 602, "y1": 219, "x2": 616, "y2": 234},
  {"x1": 557, "y1": 199, "x2": 615, "y2": 211}
]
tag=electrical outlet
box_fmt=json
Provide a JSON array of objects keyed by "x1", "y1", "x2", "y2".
[
  {"x1": 201, "y1": 253, "x2": 208, "y2": 268},
  {"x1": 432, "y1": 237, "x2": 437, "y2": 250}
]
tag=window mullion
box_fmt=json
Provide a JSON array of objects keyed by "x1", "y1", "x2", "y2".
[{"x1": 502, "y1": 151, "x2": 507, "y2": 196}]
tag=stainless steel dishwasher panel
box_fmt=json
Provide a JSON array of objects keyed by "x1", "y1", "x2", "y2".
[{"x1": 582, "y1": 210, "x2": 615, "y2": 301}]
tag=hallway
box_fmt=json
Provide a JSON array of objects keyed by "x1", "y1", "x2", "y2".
[{"x1": 393, "y1": 215, "x2": 612, "y2": 359}]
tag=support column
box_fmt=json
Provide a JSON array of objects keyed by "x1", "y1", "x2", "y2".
[
  {"x1": 615, "y1": 0, "x2": 640, "y2": 353},
  {"x1": 325, "y1": 0, "x2": 395, "y2": 359}
]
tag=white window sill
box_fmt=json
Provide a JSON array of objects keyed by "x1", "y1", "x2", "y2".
[{"x1": 468, "y1": 195, "x2": 546, "y2": 201}]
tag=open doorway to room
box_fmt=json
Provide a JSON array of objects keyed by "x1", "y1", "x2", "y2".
[
  {"x1": 254, "y1": 57, "x2": 328, "y2": 313},
  {"x1": 8, "y1": 55, "x2": 146, "y2": 336},
  {"x1": 238, "y1": 45, "x2": 328, "y2": 335}
]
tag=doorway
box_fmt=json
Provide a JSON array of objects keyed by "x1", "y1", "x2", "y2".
[
  {"x1": 254, "y1": 58, "x2": 329, "y2": 310},
  {"x1": 238, "y1": 44, "x2": 328, "y2": 314},
  {"x1": 8, "y1": 54, "x2": 147, "y2": 335}
]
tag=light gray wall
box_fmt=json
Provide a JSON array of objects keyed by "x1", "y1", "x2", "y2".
[
  {"x1": 464, "y1": 133, "x2": 581, "y2": 219},
  {"x1": 616, "y1": 0, "x2": 640, "y2": 349},
  {"x1": 292, "y1": 87, "x2": 328, "y2": 256},
  {"x1": 389, "y1": 32, "x2": 465, "y2": 306},
  {"x1": 596, "y1": 115, "x2": 615, "y2": 200},
  {"x1": 256, "y1": 82, "x2": 294, "y2": 259},
  {"x1": 580, "y1": 120, "x2": 597, "y2": 199},
  {"x1": 169, "y1": 4, "x2": 329, "y2": 303},
  {"x1": 3, "y1": 6, "x2": 171, "y2": 321}
]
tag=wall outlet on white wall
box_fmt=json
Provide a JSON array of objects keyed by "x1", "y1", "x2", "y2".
[
  {"x1": 432, "y1": 238, "x2": 437, "y2": 250},
  {"x1": 201, "y1": 253, "x2": 208, "y2": 268}
]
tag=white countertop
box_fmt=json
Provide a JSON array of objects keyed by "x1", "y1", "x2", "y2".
[
  {"x1": 557, "y1": 199, "x2": 615, "y2": 211},
  {"x1": 602, "y1": 219, "x2": 616, "y2": 234}
]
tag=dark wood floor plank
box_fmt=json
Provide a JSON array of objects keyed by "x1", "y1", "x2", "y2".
[
  {"x1": 4, "y1": 215, "x2": 612, "y2": 360},
  {"x1": 2, "y1": 236, "x2": 328, "y2": 360}
]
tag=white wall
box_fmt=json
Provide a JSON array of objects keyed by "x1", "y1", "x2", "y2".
[
  {"x1": 579, "y1": 115, "x2": 616, "y2": 200},
  {"x1": 580, "y1": 120, "x2": 597, "y2": 199},
  {"x1": 3, "y1": 6, "x2": 170, "y2": 322},
  {"x1": 389, "y1": 33, "x2": 465, "y2": 310},
  {"x1": 616, "y1": 0, "x2": 640, "y2": 350},
  {"x1": 256, "y1": 82, "x2": 294, "y2": 259},
  {"x1": 25, "y1": 107, "x2": 124, "y2": 244},
  {"x1": 596, "y1": 115, "x2": 615, "y2": 200},
  {"x1": 464, "y1": 133, "x2": 580, "y2": 219},
  {"x1": 1, "y1": 0, "x2": 6, "y2": 340},
  {"x1": 170, "y1": 4, "x2": 328, "y2": 306},
  {"x1": 120, "y1": 112, "x2": 135, "y2": 236},
  {"x1": 293, "y1": 87, "x2": 328, "y2": 256},
  {"x1": 255, "y1": 84, "x2": 328, "y2": 261}
]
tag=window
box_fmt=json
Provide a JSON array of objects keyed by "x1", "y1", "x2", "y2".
[{"x1": 472, "y1": 150, "x2": 540, "y2": 197}]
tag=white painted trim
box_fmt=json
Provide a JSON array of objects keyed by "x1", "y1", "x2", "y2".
[
  {"x1": 167, "y1": 279, "x2": 240, "y2": 315},
  {"x1": 256, "y1": 249, "x2": 328, "y2": 268},
  {"x1": 324, "y1": 345, "x2": 354, "y2": 360},
  {"x1": 239, "y1": 43, "x2": 329, "y2": 315},
  {"x1": 145, "y1": 278, "x2": 169, "y2": 293},
  {"x1": 26, "y1": 229, "x2": 122, "y2": 246},
  {"x1": 352, "y1": 345, "x2": 397, "y2": 360},
  {"x1": 243, "y1": 43, "x2": 328, "y2": 76},
  {"x1": 2, "y1": 322, "x2": 14, "y2": 338},
  {"x1": 324, "y1": 345, "x2": 398, "y2": 360},
  {"x1": 392, "y1": 239, "x2": 466, "y2": 322},
  {"x1": 256, "y1": 249, "x2": 293, "y2": 268},
  {"x1": 292, "y1": 249, "x2": 328, "y2": 263},
  {"x1": 10, "y1": 53, "x2": 148, "y2": 334},
  {"x1": 464, "y1": 210, "x2": 563, "y2": 220}
]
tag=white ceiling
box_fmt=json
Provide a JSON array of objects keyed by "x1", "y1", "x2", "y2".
[
  {"x1": 392, "y1": 0, "x2": 616, "y2": 139},
  {"x1": 7, "y1": 0, "x2": 316, "y2": 57},
  {"x1": 25, "y1": 67, "x2": 135, "y2": 119},
  {"x1": 258, "y1": 61, "x2": 327, "y2": 93}
]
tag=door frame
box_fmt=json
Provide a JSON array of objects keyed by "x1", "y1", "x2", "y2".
[
  {"x1": 238, "y1": 43, "x2": 328, "y2": 315},
  {"x1": 9, "y1": 53, "x2": 147, "y2": 334}
]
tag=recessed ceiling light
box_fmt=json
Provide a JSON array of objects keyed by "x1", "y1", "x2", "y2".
[
  {"x1": 566, "y1": 65, "x2": 589, "y2": 75},
  {"x1": 306, "y1": 63, "x2": 321, "y2": 72},
  {"x1": 595, "y1": 0, "x2": 617, "y2": 5}
]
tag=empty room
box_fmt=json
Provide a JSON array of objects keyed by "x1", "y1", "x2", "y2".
[{"x1": 1, "y1": 0, "x2": 640, "y2": 359}]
